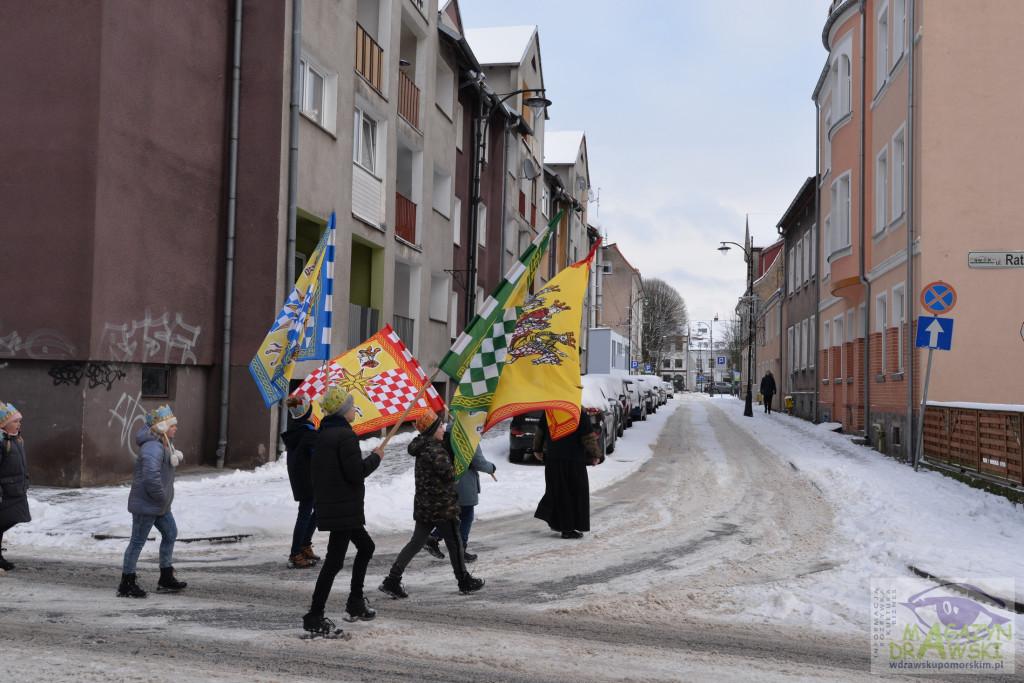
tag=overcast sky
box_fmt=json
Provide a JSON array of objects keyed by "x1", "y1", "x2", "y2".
[{"x1": 459, "y1": 0, "x2": 828, "y2": 327}]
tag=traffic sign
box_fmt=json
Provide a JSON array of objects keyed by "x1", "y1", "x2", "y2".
[
  {"x1": 921, "y1": 281, "x2": 956, "y2": 314},
  {"x1": 717, "y1": 356, "x2": 726, "y2": 366},
  {"x1": 630, "y1": 360, "x2": 639, "y2": 370},
  {"x1": 915, "y1": 316, "x2": 954, "y2": 350},
  {"x1": 644, "y1": 363, "x2": 651, "y2": 372}
]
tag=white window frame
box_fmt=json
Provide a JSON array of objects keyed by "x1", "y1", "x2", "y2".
[
  {"x1": 434, "y1": 58, "x2": 455, "y2": 120},
  {"x1": 876, "y1": 3, "x2": 890, "y2": 93},
  {"x1": 353, "y1": 106, "x2": 379, "y2": 174},
  {"x1": 822, "y1": 319, "x2": 831, "y2": 375},
  {"x1": 830, "y1": 172, "x2": 852, "y2": 254},
  {"x1": 892, "y1": 126, "x2": 906, "y2": 219},
  {"x1": 787, "y1": 325, "x2": 795, "y2": 375},
  {"x1": 810, "y1": 228, "x2": 817, "y2": 278},
  {"x1": 833, "y1": 315, "x2": 844, "y2": 380},
  {"x1": 876, "y1": 291, "x2": 888, "y2": 374},
  {"x1": 801, "y1": 319, "x2": 809, "y2": 370},
  {"x1": 477, "y1": 202, "x2": 487, "y2": 247},
  {"x1": 893, "y1": 284, "x2": 906, "y2": 372},
  {"x1": 452, "y1": 197, "x2": 461, "y2": 246},
  {"x1": 802, "y1": 233, "x2": 811, "y2": 284},
  {"x1": 300, "y1": 52, "x2": 337, "y2": 132},
  {"x1": 875, "y1": 146, "x2": 888, "y2": 234},
  {"x1": 432, "y1": 165, "x2": 452, "y2": 218},
  {"x1": 893, "y1": 0, "x2": 907, "y2": 63}
]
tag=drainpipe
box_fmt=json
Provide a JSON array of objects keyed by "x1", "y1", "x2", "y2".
[
  {"x1": 857, "y1": 0, "x2": 871, "y2": 439},
  {"x1": 906, "y1": 0, "x2": 917, "y2": 465},
  {"x1": 280, "y1": 0, "x2": 302, "y2": 453},
  {"x1": 216, "y1": 0, "x2": 244, "y2": 469},
  {"x1": 499, "y1": 124, "x2": 511, "y2": 275},
  {"x1": 813, "y1": 172, "x2": 820, "y2": 421}
]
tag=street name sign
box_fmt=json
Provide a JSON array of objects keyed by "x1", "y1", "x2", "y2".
[{"x1": 968, "y1": 251, "x2": 1024, "y2": 268}]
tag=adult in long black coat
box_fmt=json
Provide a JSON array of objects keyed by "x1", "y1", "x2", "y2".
[
  {"x1": 533, "y1": 408, "x2": 602, "y2": 540},
  {"x1": 760, "y1": 370, "x2": 778, "y2": 414},
  {"x1": 282, "y1": 394, "x2": 320, "y2": 568},
  {"x1": 0, "y1": 403, "x2": 30, "y2": 571},
  {"x1": 302, "y1": 386, "x2": 384, "y2": 636}
]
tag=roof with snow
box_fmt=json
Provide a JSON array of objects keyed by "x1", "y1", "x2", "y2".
[
  {"x1": 544, "y1": 131, "x2": 585, "y2": 165},
  {"x1": 464, "y1": 26, "x2": 537, "y2": 66}
]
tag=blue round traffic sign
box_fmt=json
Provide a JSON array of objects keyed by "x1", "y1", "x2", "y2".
[{"x1": 921, "y1": 281, "x2": 956, "y2": 314}]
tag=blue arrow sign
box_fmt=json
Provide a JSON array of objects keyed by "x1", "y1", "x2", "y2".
[{"x1": 915, "y1": 316, "x2": 953, "y2": 350}]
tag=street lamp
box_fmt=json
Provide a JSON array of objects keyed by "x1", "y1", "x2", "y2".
[
  {"x1": 626, "y1": 294, "x2": 647, "y2": 374},
  {"x1": 718, "y1": 239, "x2": 755, "y2": 417},
  {"x1": 465, "y1": 81, "x2": 552, "y2": 319}
]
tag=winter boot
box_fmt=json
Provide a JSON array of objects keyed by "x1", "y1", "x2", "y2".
[
  {"x1": 342, "y1": 595, "x2": 377, "y2": 623},
  {"x1": 303, "y1": 610, "x2": 338, "y2": 635},
  {"x1": 157, "y1": 566, "x2": 188, "y2": 592},
  {"x1": 378, "y1": 573, "x2": 408, "y2": 599},
  {"x1": 423, "y1": 536, "x2": 445, "y2": 559},
  {"x1": 301, "y1": 544, "x2": 321, "y2": 563},
  {"x1": 463, "y1": 551, "x2": 478, "y2": 564},
  {"x1": 0, "y1": 549, "x2": 14, "y2": 572},
  {"x1": 458, "y1": 575, "x2": 485, "y2": 595},
  {"x1": 116, "y1": 572, "x2": 148, "y2": 598},
  {"x1": 289, "y1": 553, "x2": 314, "y2": 568}
]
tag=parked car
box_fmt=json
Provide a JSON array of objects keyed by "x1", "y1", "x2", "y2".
[
  {"x1": 508, "y1": 410, "x2": 544, "y2": 463},
  {"x1": 640, "y1": 374, "x2": 666, "y2": 407},
  {"x1": 662, "y1": 381, "x2": 674, "y2": 399},
  {"x1": 635, "y1": 376, "x2": 660, "y2": 414},
  {"x1": 624, "y1": 378, "x2": 646, "y2": 423},
  {"x1": 588, "y1": 374, "x2": 630, "y2": 435},
  {"x1": 581, "y1": 375, "x2": 617, "y2": 457},
  {"x1": 706, "y1": 381, "x2": 737, "y2": 396}
]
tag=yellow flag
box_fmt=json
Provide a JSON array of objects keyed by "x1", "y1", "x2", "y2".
[{"x1": 484, "y1": 240, "x2": 601, "y2": 439}]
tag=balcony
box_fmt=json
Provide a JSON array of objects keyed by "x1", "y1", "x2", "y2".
[
  {"x1": 398, "y1": 70, "x2": 420, "y2": 129},
  {"x1": 393, "y1": 314, "x2": 415, "y2": 352},
  {"x1": 395, "y1": 192, "x2": 417, "y2": 244},
  {"x1": 356, "y1": 24, "x2": 383, "y2": 93}
]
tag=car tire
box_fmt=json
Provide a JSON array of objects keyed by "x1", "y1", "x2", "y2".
[
  {"x1": 607, "y1": 429, "x2": 616, "y2": 454},
  {"x1": 509, "y1": 448, "x2": 525, "y2": 463}
]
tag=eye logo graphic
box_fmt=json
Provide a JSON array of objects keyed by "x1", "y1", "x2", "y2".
[{"x1": 901, "y1": 583, "x2": 1012, "y2": 644}]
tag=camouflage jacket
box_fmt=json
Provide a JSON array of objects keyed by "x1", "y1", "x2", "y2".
[{"x1": 407, "y1": 432, "x2": 459, "y2": 524}]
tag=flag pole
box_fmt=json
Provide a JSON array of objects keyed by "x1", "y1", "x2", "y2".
[{"x1": 379, "y1": 368, "x2": 443, "y2": 448}]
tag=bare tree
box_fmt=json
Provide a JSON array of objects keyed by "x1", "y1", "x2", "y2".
[{"x1": 640, "y1": 278, "x2": 688, "y2": 371}]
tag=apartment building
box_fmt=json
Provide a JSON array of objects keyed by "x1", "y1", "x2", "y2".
[
  {"x1": 815, "y1": 1, "x2": 1024, "y2": 479},
  {"x1": 777, "y1": 178, "x2": 817, "y2": 419}
]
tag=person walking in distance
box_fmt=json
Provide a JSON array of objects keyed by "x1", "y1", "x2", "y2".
[
  {"x1": 0, "y1": 403, "x2": 30, "y2": 572},
  {"x1": 302, "y1": 386, "x2": 385, "y2": 636},
  {"x1": 117, "y1": 405, "x2": 188, "y2": 598},
  {"x1": 759, "y1": 370, "x2": 777, "y2": 415},
  {"x1": 533, "y1": 407, "x2": 602, "y2": 540},
  {"x1": 282, "y1": 394, "x2": 321, "y2": 569},
  {"x1": 379, "y1": 409, "x2": 484, "y2": 599}
]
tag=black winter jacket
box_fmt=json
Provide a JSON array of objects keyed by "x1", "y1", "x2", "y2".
[
  {"x1": 311, "y1": 414, "x2": 380, "y2": 531},
  {"x1": 282, "y1": 421, "x2": 318, "y2": 501},
  {"x1": 408, "y1": 432, "x2": 459, "y2": 524}
]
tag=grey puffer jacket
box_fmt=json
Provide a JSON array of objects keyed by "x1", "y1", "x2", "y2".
[
  {"x1": 454, "y1": 445, "x2": 495, "y2": 508},
  {"x1": 127, "y1": 427, "x2": 175, "y2": 516}
]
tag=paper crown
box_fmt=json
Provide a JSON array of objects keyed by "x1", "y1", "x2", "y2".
[
  {"x1": 414, "y1": 409, "x2": 442, "y2": 435},
  {"x1": 0, "y1": 403, "x2": 22, "y2": 429},
  {"x1": 319, "y1": 385, "x2": 354, "y2": 416},
  {"x1": 286, "y1": 394, "x2": 312, "y2": 420},
  {"x1": 145, "y1": 405, "x2": 177, "y2": 433}
]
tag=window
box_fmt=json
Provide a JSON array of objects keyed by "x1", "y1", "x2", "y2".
[
  {"x1": 477, "y1": 202, "x2": 487, "y2": 246},
  {"x1": 429, "y1": 273, "x2": 448, "y2": 322},
  {"x1": 453, "y1": 197, "x2": 461, "y2": 246},
  {"x1": 833, "y1": 315, "x2": 844, "y2": 380},
  {"x1": 802, "y1": 233, "x2": 811, "y2": 284},
  {"x1": 455, "y1": 102, "x2": 464, "y2": 152},
  {"x1": 801, "y1": 319, "x2": 809, "y2": 370},
  {"x1": 823, "y1": 110, "x2": 833, "y2": 173},
  {"x1": 876, "y1": 292, "x2": 888, "y2": 374},
  {"x1": 809, "y1": 229, "x2": 816, "y2": 278},
  {"x1": 875, "y1": 147, "x2": 888, "y2": 233},
  {"x1": 788, "y1": 246, "x2": 795, "y2": 293},
  {"x1": 892, "y1": 127, "x2": 906, "y2": 218},
  {"x1": 142, "y1": 366, "x2": 170, "y2": 398},
  {"x1": 353, "y1": 106, "x2": 378, "y2": 173},
  {"x1": 876, "y1": 4, "x2": 889, "y2": 92},
  {"x1": 435, "y1": 58, "x2": 455, "y2": 119},
  {"x1": 893, "y1": 0, "x2": 907, "y2": 61},
  {"x1": 830, "y1": 173, "x2": 852, "y2": 253},
  {"x1": 300, "y1": 52, "x2": 337, "y2": 132},
  {"x1": 837, "y1": 54, "x2": 852, "y2": 117},
  {"x1": 432, "y1": 166, "x2": 452, "y2": 218},
  {"x1": 893, "y1": 285, "x2": 906, "y2": 372},
  {"x1": 823, "y1": 216, "x2": 831, "y2": 265},
  {"x1": 822, "y1": 319, "x2": 831, "y2": 370},
  {"x1": 542, "y1": 186, "x2": 550, "y2": 218},
  {"x1": 795, "y1": 241, "x2": 803, "y2": 286},
  {"x1": 847, "y1": 309, "x2": 856, "y2": 342}
]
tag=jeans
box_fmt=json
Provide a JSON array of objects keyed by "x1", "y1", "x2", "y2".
[
  {"x1": 290, "y1": 497, "x2": 318, "y2": 556},
  {"x1": 430, "y1": 505, "x2": 474, "y2": 549},
  {"x1": 394, "y1": 518, "x2": 467, "y2": 582},
  {"x1": 309, "y1": 526, "x2": 375, "y2": 614},
  {"x1": 122, "y1": 511, "x2": 177, "y2": 573}
]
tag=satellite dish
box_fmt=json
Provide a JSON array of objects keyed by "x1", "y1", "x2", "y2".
[
  {"x1": 587, "y1": 188, "x2": 599, "y2": 202},
  {"x1": 522, "y1": 158, "x2": 540, "y2": 180}
]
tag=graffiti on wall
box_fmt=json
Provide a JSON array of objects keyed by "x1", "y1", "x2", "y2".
[
  {"x1": 108, "y1": 391, "x2": 148, "y2": 457},
  {"x1": 0, "y1": 319, "x2": 77, "y2": 359},
  {"x1": 103, "y1": 311, "x2": 201, "y2": 364},
  {"x1": 49, "y1": 362, "x2": 126, "y2": 390}
]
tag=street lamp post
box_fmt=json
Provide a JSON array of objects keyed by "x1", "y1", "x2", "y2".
[
  {"x1": 626, "y1": 294, "x2": 647, "y2": 374},
  {"x1": 465, "y1": 80, "x2": 552, "y2": 319},
  {"x1": 718, "y1": 239, "x2": 755, "y2": 417}
]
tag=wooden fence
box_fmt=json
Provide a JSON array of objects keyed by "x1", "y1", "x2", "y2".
[{"x1": 923, "y1": 405, "x2": 1024, "y2": 484}]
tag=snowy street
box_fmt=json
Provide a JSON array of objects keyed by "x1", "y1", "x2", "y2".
[{"x1": 1, "y1": 393, "x2": 1021, "y2": 681}]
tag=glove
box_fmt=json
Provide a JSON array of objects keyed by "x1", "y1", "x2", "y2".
[{"x1": 170, "y1": 449, "x2": 183, "y2": 467}]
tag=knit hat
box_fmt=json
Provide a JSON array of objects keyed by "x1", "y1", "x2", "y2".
[
  {"x1": 0, "y1": 403, "x2": 22, "y2": 430},
  {"x1": 146, "y1": 405, "x2": 177, "y2": 434},
  {"x1": 320, "y1": 385, "x2": 355, "y2": 416},
  {"x1": 286, "y1": 394, "x2": 313, "y2": 421},
  {"x1": 414, "y1": 409, "x2": 443, "y2": 436}
]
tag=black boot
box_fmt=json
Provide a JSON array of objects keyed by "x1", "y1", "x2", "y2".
[
  {"x1": 0, "y1": 548, "x2": 14, "y2": 572},
  {"x1": 157, "y1": 566, "x2": 188, "y2": 592},
  {"x1": 378, "y1": 569, "x2": 408, "y2": 599},
  {"x1": 117, "y1": 572, "x2": 148, "y2": 598},
  {"x1": 303, "y1": 610, "x2": 338, "y2": 635},
  {"x1": 343, "y1": 594, "x2": 377, "y2": 622},
  {"x1": 458, "y1": 574, "x2": 485, "y2": 594}
]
